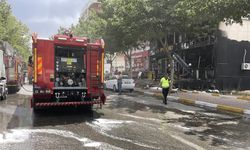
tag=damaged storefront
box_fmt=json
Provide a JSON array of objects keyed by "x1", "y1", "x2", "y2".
[{"x1": 150, "y1": 36, "x2": 216, "y2": 90}]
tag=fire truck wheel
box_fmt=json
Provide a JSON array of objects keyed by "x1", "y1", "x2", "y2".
[
  {"x1": 113, "y1": 85, "x2": 117, "y2": 92},
  {"x1": 77, "y1": 105, "x2": 93, "y2": 112},
  {"x1": 0, "y1": 93, "x2": 5, "y2": 100},
  {"x1": 33, "y1": 107, "x2": 41, "y2": 114}
]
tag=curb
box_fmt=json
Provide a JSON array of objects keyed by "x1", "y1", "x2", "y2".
[
  {"x1": 136, "y1": 89, "x2": 250, "y2": 115},
  {"x1": 237, "y1": 96, "x2": 250, "y2": 101}
]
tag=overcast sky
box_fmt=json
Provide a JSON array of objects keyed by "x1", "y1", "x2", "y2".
[{"x1": 8, "y1": 0, "x2": 91, "y2": 38}]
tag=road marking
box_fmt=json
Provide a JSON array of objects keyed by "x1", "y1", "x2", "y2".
[
  {"x1": 168, "y1": 96, "x2": 179, "y2": 101},
  {"x1": 217, "y1": 105, "x2": 244, "y2": 114},
  {"x1": 179, "y1": 98, "x2": 195, "y2": 105},
  {"x1": 170, "y1": 134, "x2": 206, "y2": 150},
  {"x1": 216, "y1": 121, "x2": 238, "y2": 125},
  {"x1": 195, "y1": 101, "x2": 218, "y2": 108},
  {"x1": 144, "y1": 92, "x2": 154, "y2": 96},
  {"x1": 119, "y1": 113, "x2": 162, "y2": 122}
]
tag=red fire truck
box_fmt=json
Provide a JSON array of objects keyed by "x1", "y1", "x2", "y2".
[
  {"x1": 1, "y1": 41, "x2": 23, "y2": 94},
  {"x1": 31, "y1": 33, "x2": 106, "y2": 111}
]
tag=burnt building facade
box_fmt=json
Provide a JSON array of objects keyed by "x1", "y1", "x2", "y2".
[
  {"x1": 215, "y1": 20, "x2": 250, "y2": 90},
  {"x1": 150, "y1": 19, "x2": 250, "y2": 90}
]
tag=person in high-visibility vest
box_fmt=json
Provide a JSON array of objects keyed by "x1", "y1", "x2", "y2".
[{"x1": 159, "y1": 75, "x2": 170, "y2": 105}]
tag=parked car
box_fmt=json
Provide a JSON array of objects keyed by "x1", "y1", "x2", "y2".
[
  {"x1": 0, "y1": 77, "x2": 7, "y2": 100},
  {"x1": 104, "y1": 75, "x2": 135, "y2": 92}
]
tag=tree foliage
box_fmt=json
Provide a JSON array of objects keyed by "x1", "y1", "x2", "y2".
[
  {"x1": 73, "y1": 0, "x2": 250, "y2": 81},
  {"x1": 0, "y1": 0, "x2": 30, "y2": 60},
  {"x1": 176, "y1": 0, "x2": 250, "y2": 24}
]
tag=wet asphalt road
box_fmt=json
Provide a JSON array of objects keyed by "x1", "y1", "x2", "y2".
[{"x1": 0, "y1": 86, "x2": 250, "y2": 150}]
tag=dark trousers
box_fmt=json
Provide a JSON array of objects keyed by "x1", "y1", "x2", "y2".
[
  {"x1": 162, "y1": 88, "x2": 169, "y2": 104},
  {"x1": 118, "y1": 82, "x2": 122, "y2": 94}
]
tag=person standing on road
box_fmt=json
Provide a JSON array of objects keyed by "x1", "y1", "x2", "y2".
[
  {"x1": 159, "y1": 75, "x2": 170, "y2": 105},
  {"x1": 117, "y1": 72, "x2": 123, "y2": 95}
]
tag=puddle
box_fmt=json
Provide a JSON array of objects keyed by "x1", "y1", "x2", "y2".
[
  {"x1": 86, "y1": 118, "x2": 159, "y2": 149},
  {"x1": 0, "y1": 129, "x2": 122, "y2": 149}
]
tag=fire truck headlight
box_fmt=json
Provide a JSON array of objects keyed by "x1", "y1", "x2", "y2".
[
  {"x1": 40, "y1": 90, "x2": 45, "y2": 94},
  {"x1": 45, "y1": 90, "x2": 51, "y2": 94},
  {"x1": 34, "y1": 90, "x2": 39, "y2": 94}
]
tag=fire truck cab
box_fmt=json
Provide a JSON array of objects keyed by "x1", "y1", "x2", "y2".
[{"x1": 31, "y1": 33, "x2": 106, "y2": 110}]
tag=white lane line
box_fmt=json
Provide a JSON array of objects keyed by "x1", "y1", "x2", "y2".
[
  {"x1": 144, "y1": 92, "x2": 154, "y2": 96},
  {"x1": 216, "y1": 121, "x2": 238, "y2": 125},
  {"x1": 119, "y1": 113, "x2": 162, "y2": 122},
  {"x1": 195, "y1": 101, "x2": 218, "y2": 108},
  {"x1": 170, "y1": 134, "x2": 206, "y2": 150},
  {"x1": 168, "y1": 96, "x2": 179, "y2": 101}
]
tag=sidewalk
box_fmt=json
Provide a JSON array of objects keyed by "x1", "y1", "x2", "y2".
[{"x1": 135, "y1": 87, "x2": 250, "y2": 115}]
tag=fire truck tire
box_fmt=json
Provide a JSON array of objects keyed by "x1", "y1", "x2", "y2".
[
  {"x1": 77, "y1": 105, "x2": 93, "y2": 112},
  {"x1": 8, "y1": 87, "x2": 17, "y2": 94},
  {"x1": 87, "y1": 104, "x2": 93, "y2": 110},
  {"x1": 33, "y1": 106, "x2": 41, "y2": 114},
  {"x1": 113, "y1": 85, "x2": 117, "y2": 92},
  {"x1": 0, "y1": 93, "x2": 6, "y2": 100}
]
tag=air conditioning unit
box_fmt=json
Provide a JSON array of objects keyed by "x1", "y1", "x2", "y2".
[{"x1": 241, "y1": 63, "x2": 250, "y2": 70}]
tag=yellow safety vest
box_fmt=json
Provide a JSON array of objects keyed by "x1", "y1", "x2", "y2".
[{"x1": 160, "y1": 77, "x2": 169, "y2": 88}]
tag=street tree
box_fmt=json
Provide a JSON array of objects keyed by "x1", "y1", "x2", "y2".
[
  {"x1": 99, "y1": 0, "x2": 149, "y2": 77},
  {"x1": 176, "y1": 0, "x2": 250, "y2": 24},
  {"x1": 134, "y1": 0, "x2": 184, "y2": 89},
  {"x1": 0, "y1": 0, "x2": 30, "y2": 60}
]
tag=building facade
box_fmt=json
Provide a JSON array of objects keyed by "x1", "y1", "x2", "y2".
[
  {"x1": 131, "y1": 50, "x2": 150, "y2": 72},
  {"x1": 150, "y1": 19, "x2": 250, "y2": 90},
  {"x1": 215, "y1": 19, "x2": 250, "y2": 90}
]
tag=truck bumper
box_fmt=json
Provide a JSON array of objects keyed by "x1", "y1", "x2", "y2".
[{"x1": 33, "y1": 100, "x2": 102, "y2": 107}]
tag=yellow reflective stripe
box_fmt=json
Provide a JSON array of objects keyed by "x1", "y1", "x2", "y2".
[
  {"x1": 37, "y1": 57, "x2": 42, "y2": 75},
  {"x1": 34, "y1": 48, "x2": 37, "y2": 83},
  {"x1": 96, "y1": 59, "x2": 99, "y2": 76},
  {"x1": 101, "y1": 53, "x2": 104, "y2": 83}
]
